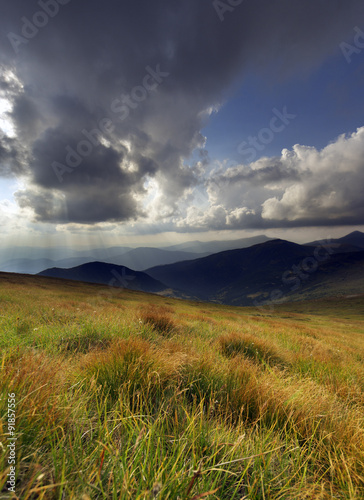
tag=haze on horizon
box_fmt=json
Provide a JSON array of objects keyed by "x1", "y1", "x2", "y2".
[{"x1": 1, "y1": 0, "x2": 364, "y2": 253}]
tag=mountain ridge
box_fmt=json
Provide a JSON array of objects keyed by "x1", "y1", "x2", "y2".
[
  {"x1": 33, "y1": 233, "x2": 364, "y2": 307},
  {"x1": 146, "y1": 238, "x2": 364, "y2": 306}
]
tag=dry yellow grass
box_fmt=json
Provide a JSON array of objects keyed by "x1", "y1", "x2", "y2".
[{"x1": 0, "y1": 273, "x2": 364, "y2": 498}]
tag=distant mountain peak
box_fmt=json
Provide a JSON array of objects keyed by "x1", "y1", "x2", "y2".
[{"x1": 345, "y1": 230, "x2": 364, "y2": 237}]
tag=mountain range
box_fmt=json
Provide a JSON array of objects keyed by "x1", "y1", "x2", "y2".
[
  {"x1": 146, "y1": 238, "x2": 364, "y2": 306},
  {"x1": 0, "y1": 235, "x2": 270, "y2": 274},
  {"x1": 36, "y1": 231, "x2": 364, "y2": 307},
  {"x1": 0, "y1": 249, "x2": 207, "y2": 275}
]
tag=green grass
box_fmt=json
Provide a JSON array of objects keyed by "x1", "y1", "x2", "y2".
[{"x1": 0, "y1": 272, "x2": 364, "y2": 498}]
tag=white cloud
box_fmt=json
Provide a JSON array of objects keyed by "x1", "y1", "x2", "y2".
[
  {"x1": 176, "y1": 204, "x2": 255, "y2": 230},
  {"x1": 172, "y1": 126, "x2": 364, "y2": 231},
  {"x1": 261, "y1": 127, "x2": 364, "y2": 223}
]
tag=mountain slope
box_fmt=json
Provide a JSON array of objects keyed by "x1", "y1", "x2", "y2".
[
  {"x1": 284, "y1": 250, "x2": 364, "y2": 303},
  {"x1": 38, "y1": 261, "x2": 168, "y2": 294},
  {"x1": 146, "y1": 239, "x2": 364, "y2": 306},
  {"x1": 146, "y1": 240, "x2": 313, "y2": 301},
  {"x1": 334, "y1": 230, "x2": 364, "y2": 248},
  {"x1": 305, "y1": 230, "x2": 364, "y2": 253}
]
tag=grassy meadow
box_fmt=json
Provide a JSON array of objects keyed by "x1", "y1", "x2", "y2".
[{"x1": 0, "y1": 272, "x2": 364, "y2": 499}]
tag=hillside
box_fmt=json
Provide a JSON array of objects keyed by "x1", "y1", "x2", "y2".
[
  {"x1": 146, "y1": 239, "x2": 364, "y2": 306},
  {"x1": 38, "y1": 261, "x2": 169, "y2": 294},
  {"x1": 0, "y1": 272, "x2": 364, "y2": 498},
  {"x1": 305, "y1": 230, "x2": 364, "y2": 253}
]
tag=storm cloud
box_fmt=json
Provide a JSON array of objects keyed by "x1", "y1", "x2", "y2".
[{"x1": 0, "y1": 0, "x2": 363, "y2": 228}]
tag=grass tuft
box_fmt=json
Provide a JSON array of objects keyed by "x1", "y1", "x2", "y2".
[
  {"x1": 57, "y1": 330, "x2": 111, "y2": 353},
  {"x1": 219, "y1": 331, "x2": 287, "y2": 368},
  {"x1": 139, "y1": 304, "x2": 177, "y2": 337}
]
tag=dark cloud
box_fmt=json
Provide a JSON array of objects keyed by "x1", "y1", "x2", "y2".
[
  {"x1": 0, "y1": 136, "x2": 24, "y2": 177},
  {"x1": 15, "y1": 181, "x2": 141, "y2": 224},
  {"x1": 11, "y1": 93, "x2": 43, "y2": 141},
  {"x1": 0, "y1": 0, "x2": 363, "y2": 225}
]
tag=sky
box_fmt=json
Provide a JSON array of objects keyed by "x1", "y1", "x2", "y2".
[{"x1": 0, "y1": 0, "x2": 364, "y2": 251}]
